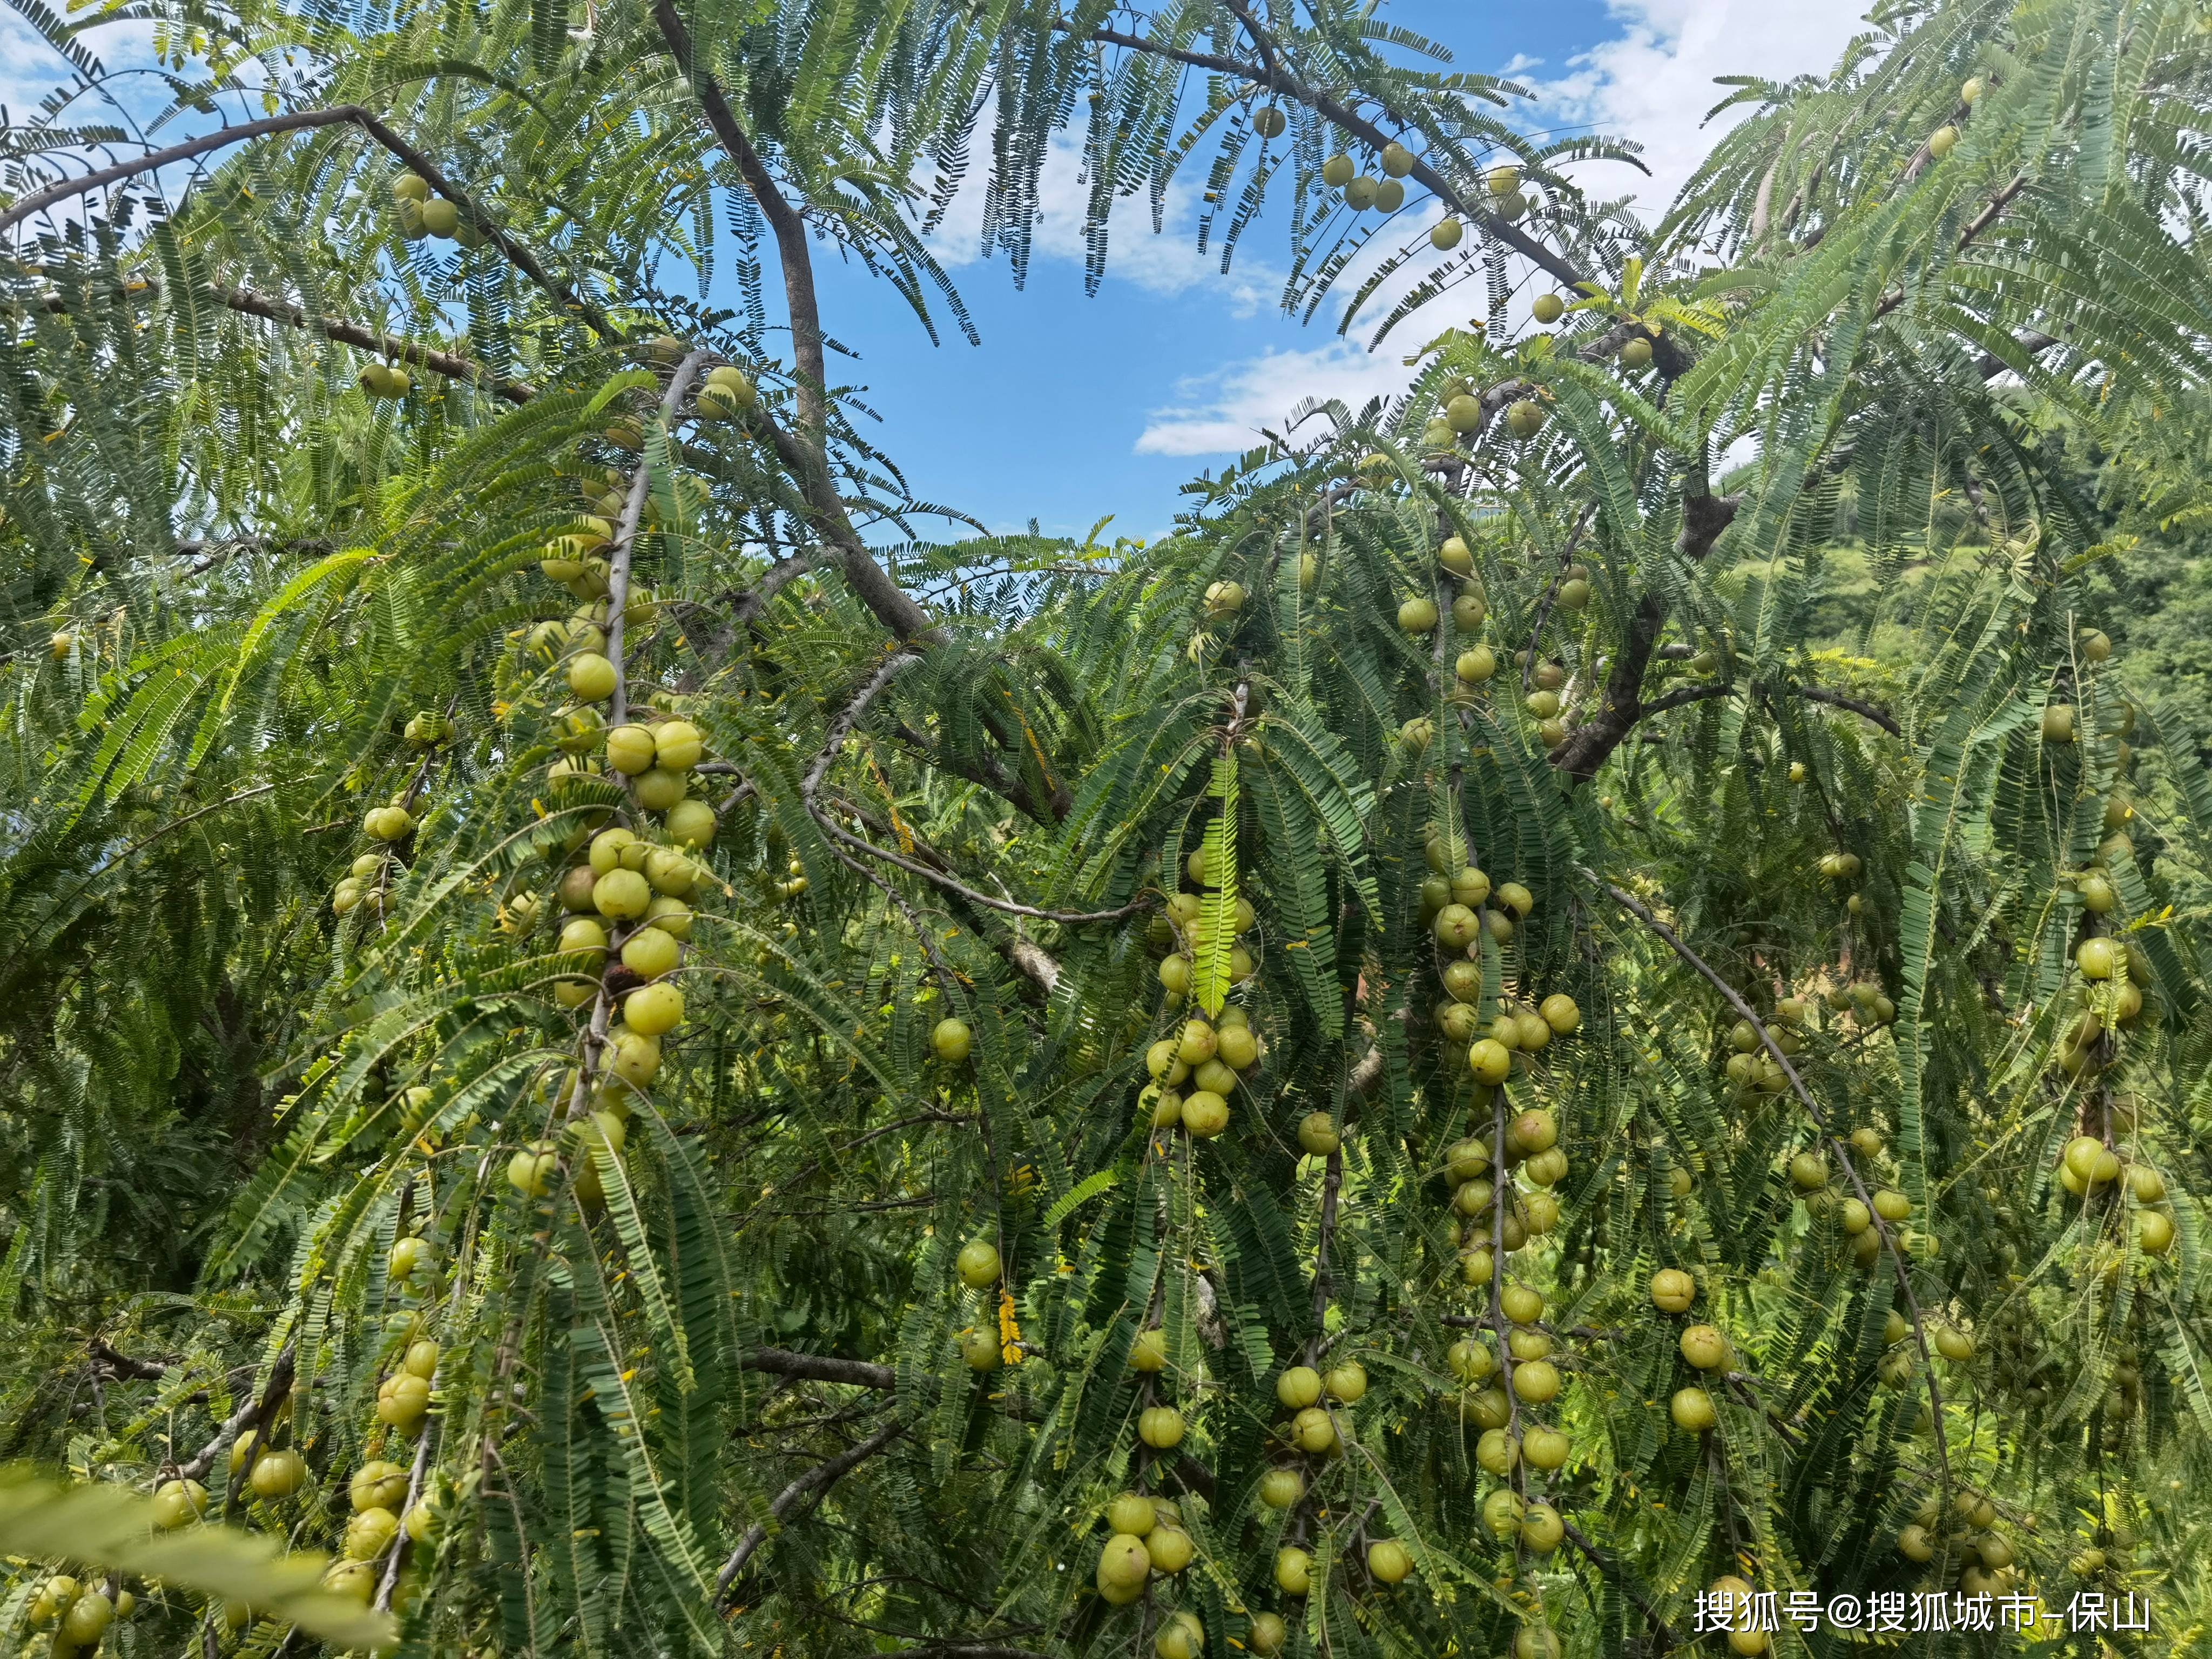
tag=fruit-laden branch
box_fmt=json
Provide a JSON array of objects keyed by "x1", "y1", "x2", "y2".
[
  {"x1": 175, "y1": 1344, "x2": 296, "y2": 1482},
  {"x1": 715, "y1": 1418, "x2": 906, "y2": 1599},
  {"x1": 214, "y1": 285, "x2": 536, "y2": 403},
  {"x1": 650, "y1": 0, "x2": 933, "y2": 648},
  {"x1": 1, "y1": 105, "x2": 620, "y2": 342},
  {"x1": 1083, "y1": 3, "x2": 1595, "y2": 295},
  {"x1": 1586, "y1": 873, "x2": 1953, "y2": 1487}
]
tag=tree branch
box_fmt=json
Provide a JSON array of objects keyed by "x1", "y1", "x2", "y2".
[
  {"x1": 744, "y1": 1348, "x2": 896, "y2": 1390},
  {"x1": 1587, "y1": 874, "x2": 1952, "y2": 1489},
  {"x1": 214, "y1": 285, "x2": 535, "y2": 402},
  {"x1": 4, "y1": 104, "x2": 619, "y2": 341},
  {"x1": 716, "y1": 1419, "x2": 906, "y2": 1599},
  {"x1": 176, "y1": 1344, "x2": 295, "y2": 1482},
  {"x1": 1092, "y1": 3, "x2": 1595, "y2": 294},
  {"x1": 651, "y1": 0, "x2": 934, "y2": 645}
]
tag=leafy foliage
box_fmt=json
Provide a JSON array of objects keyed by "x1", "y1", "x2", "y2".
[{"x1": 4, "y1": 0, "x2": 2212, "y2": 1655}]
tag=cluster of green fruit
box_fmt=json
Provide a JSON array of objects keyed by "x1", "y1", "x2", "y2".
[
  {"x1": 317, "y1": 1330, "x2": 442, "y2": 1607},
  {"x1": 2053, "y1": 928, "x2": 2155, "y2": 1082},
  {"x1": 21, "y1": 1574, "x2": 134, "y2": 1654},
  {"x1": 1422, "y1": 385, "x2": 1546, "y2": 451},
  {"x1": 1318, "y1": 141, "x2": 1413, "y2": 214},
  {"x1": 951, "y1": 1237, "x2": 1007, "y2": 1371},
  {"x1": 2055, "y1": 1132, "x2": 2174, "y2": 1253},
  {"x1": 1895, "y1": 1485, "x2": 2025, "y2": 1599},
  {"x1": 1262, "y1": 1361, "x2": 1422, "y2": 1620},
  {"x1": 1781, "y1": 1122, "x2": 1923, "y2": 1270},
  {"x1": 332, "y1": 846, "x2": 394, "y2": 918},
  {"x1": 1094, "y1": 1494, "x2": 1233, "y2": 1658},
  {"x1": 1925, "y1": 75, "x2": 1986, "y2": 160},
  {"x1": 388, "y1": 170, "x2": 480, "y2": 247}
]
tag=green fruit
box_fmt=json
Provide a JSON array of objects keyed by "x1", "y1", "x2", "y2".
[
  {"x1": 1259, "y1": 1467, "x2": 1304, "y2": 1508},
  {"x1": 1680, "y1": 1324, "x2": 1728, "y2": 1370},
  {"x1": 1297, "y1": 1111, "x2": 1340, "y2": 1155},
  {"x1": 569, "y1": 652, "x2": 619, "y2": 702},
  {"x1": 1274, "y1": 1546, "x2": 1312, "y2": 1595},
  {"x1": 1506, "y1": 400, "x2": 1546, "y2": 439},
  {"x1": 606, "y1": 724, "x2": 657, "y2": 774},
  {"x1": 420, "y1": 198, "x2": 460, "y2": 237},
  {"x1": 1253, "y1": 105, "x2": 1286, "y2": 139},
  {"x1": 1275, "y1": 1364, "x2": 1322, "y2": 1407},
  {"x1": 1618, "y1": 337, "x2": 1653, "y2": 370},
  {"x1": 1670, "y1": 1386, "x2": 1717, "y2": 1431},
  {"x1": 1138, "y1": 1405, "x2": 1186, "y2": 1448},
  {"x1": 1380, "y1": 141, "x2": 1413, "y2": 177},
  {"x1": 1928, "y1": 124, "x2": 1959, "y2": 159},
  {"x1": 153, "y1": 1477, "x2": 209, "y2": 1528},
  {"x1": 1145, "y1": 1526, "x2": 1195, "y2": 1574},
  {"x1": 1374, "y1": 178, "x2": 1405, "y2": 212},
  {"x1": 1181, "y1": 1090, "x2": 1229, "y2": 1136},
  {"x1": 1456, "y1": 645, "x2": 1496, "y2": 683},
  {"x1": 1323, "y1": 1360, "x2": 1367, "y2": 1402},
  {"x1": 1321, "y1": 154, "x2": 1355, "y2": 187},
  {"x1": 1367, "y1": 1539, "x2": 1412, "y2": 1583},
  {"x1": 1097, "y1": 1532, "x2": 1151, "y2": 1589},
  {"x1": 960, "y1": 1326, "x2": 1001, "y2": 1370},
  {"x1": 1398, "y1": 596, "x2": 1439, "y2": 633},
  {"x1": 635, "y1": 766, "x2": 687, "y2": 812},
  {"x1": 1249, "y1": 1613, "x2": 1287, "y2": 1655},
  {"x1": 392, "y1": 171, "x2": 431, "y2": 203},
  {"x1": 249, "y1": 1447, "x2": 309, "y2": 1499},
  {"x1": 1131, "y1": 1327, "x2": 1168, "y2": 1372},
  {"x1": 1107, "y1": 1492, "x2": 1157, "y2": 1535},
  {"x1": 344, "y1": 1506, "x2": 401, "y2": 1560},
  {"x1": 1431, "y1": 217, "x2": 1463, "y2": 250},
  {"x1": 2042, "y1": 703, "x2": 2076, "y2": 744},
  {"x1": 593, "y1": 867, "x2": 652, "y2": 920},
  {"x1": 1531, "y1": 293, "x2": 1566, "y2": 325},
  {"x1": 623, "y1": 980, "x2": 685, "y2": 1036},
  {"x1": 956, "y1": 1238, "x2": 1001, "y2": 1287}
]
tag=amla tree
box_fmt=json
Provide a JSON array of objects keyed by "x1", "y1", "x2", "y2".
[{"x1": 4, "y1": 0, "x2": 2212, "y2": 1654}]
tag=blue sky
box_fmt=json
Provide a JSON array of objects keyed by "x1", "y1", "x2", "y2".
[
  {"x1": 820, "y1": 0, "x2": 1864, "y2": 541},
  {"x1": 3, "y1": 0, "x2": 1864, "y2": 541}
]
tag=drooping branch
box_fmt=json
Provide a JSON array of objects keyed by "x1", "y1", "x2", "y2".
[
  {"x1": 715, "y1": 1419, "x2": 906, "y2": 1598},
  {"x1": 1087, "y1": 2, "x2": 1599, "y2": 295},
  {"x1": 1587, "y1": 873, "x2": 1952, "y2": 1488},
  {"x1": 3, "y1": 104, "x2": 620, "y2": 342}
]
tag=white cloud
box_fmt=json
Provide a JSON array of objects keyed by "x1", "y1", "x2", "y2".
[
  {"x1": 1135, "y1": 338, "x2": 1414, "y2": 457},
  {"x1": 1530, "y1": 0, "x2": 1871, "y2": 217}
]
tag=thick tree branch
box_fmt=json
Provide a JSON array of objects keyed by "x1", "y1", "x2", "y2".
[
  {"x1": 652, "y1": 0, "x2": 934, "y2": 646},
  {"x1": 744, "y1": 1348, "x2": 896, "y2": 1390},
  {"x1": 716, "y1": 1419, "x2": 906, "y2": 1599}
]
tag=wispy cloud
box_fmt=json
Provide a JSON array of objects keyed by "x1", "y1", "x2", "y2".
[
  {"x1": 1135, "y1": 338, "x2": 1415, "y2": 457},
  {"x1": 1528, "y1": 0, "x2": 1870, "y2": 215}
]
